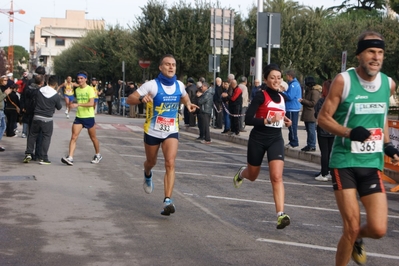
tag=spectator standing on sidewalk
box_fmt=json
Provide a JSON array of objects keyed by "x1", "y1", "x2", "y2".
[
  {"x1": 314, "y1": 80, "x2": 334, "y2": 181},
  {"x1": 213, "y1": 77, "x2": 223, "y2": 129},
  {"x1": 4, "y1": 84, "x2": 20, "y2": 137},
  {"x1": 318, "y1": 30, "x2": 398, "y2": 266},
  {"x1": 23, "y1": 75, "x2": 62, "y2": 164},
  {"x1": 197, "y1": 82, "x2": 213, "y2": 144},
  {"x1": 233, "y1": 64, "x2": 292, "y2": 229},
  {"x1": 223, "y1": 79, "x2": 242, "y2": 136},
  {"x1": 283, "y1": 70, "x2": 302, "y2": 148},
  {"x1": 104, "y1": 82, "x2": 114, "y2": 115},
  {"x1": 299, "y1": 77, "x2": 321, "y2": 152},
  {"x1": 61, "y1": 70, "x2": 102, "y2": 166},
  {"x1": 184, "y1": 78, "x2": 197, "y2": 127},
  {"x1": 195, "y1": 81, "x2": 203, "y2": 140},
  {"x1": 220, "y1": 80, "x2": 231, "y2": 133},
  {"x1": 250, "y1": 79, "x2": 261, "y2": 101},
  {"x1": 0, "y1": 77, "x2": 12, "y2": 151},
  {"x1": 238, "y1": 76, "x2": 249, "y2": 132}
]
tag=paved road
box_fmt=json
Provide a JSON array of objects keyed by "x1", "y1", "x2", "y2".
[{"x1": 1, "y1": 110, "x2": 399, "y2": 265}]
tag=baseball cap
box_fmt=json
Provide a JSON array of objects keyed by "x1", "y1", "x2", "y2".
[{"x1": 35, "y1": 66, "x2": 46, "y2": 75}]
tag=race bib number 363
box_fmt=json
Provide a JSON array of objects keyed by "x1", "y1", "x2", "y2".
[
  {"x1": 351, "y1": 128, "x2": 383, "y2": 154},
  {"x1": 154, "y1": 116, "x2": 176, "y2": 132}
]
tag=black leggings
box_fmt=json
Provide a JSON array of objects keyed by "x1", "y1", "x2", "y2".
[{"x1": 5, "y1": 109, "x2": 18, "y2": 137}]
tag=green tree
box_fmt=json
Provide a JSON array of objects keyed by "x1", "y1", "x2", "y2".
[
  {"x1": 54, "y1": 25, "x2": 140, "y2": 84},
  {"x1": 331, "y1": 0, "x2": 387, "y2": 11},
  {"x1": 3, "y1": 45, "x2": 29, "y2": 77},
  {"x1": 388, "y1": 0, "x2": 399, "y2": 13},
  {"x1": 0, "y1": 48, "x2": 7, "y2": 75},
  {"x1": 132, "y1": 0, "x2": 212, "y2": 80}
]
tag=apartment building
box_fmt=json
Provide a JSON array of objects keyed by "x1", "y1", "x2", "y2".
[{"x1": 30, "y1": 10, "x2": 104, "y2": 74}]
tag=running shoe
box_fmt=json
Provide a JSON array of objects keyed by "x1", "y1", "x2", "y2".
[
  {"x1": 143, "y1": 171, "x2": 154, "y2": 194},
  {"x1": 61, "y1": 156, "x2": 74, "y2": 166},
  {"x1": 161, "y1": 198, "x2": 176, "y2": 216},
  {"x1": 315, "y1": 173, "x2": 329, "y2": 182},
  {"x1": 91, "y1": 154, "x2": 103, "y2": 164},
  {"x1": 277, "y1": 213, "x2": 291, "y2": 229},
  {"x1": 39, "y1": 159, "x2": 51, "y2": 165},
  {"x1": 23, "y1": 154, "x2": 32, "y2": 163},
  {"x1": 301, "y1": 146, "x2": 316, "y2": 152},
  {"x1": 233, "y1": 166, "x2": 246, "y2": 188},
  {"x1": 352, "y1": 238, "x2": 366, "y2": 265},
  {"x1": 66, "y1": 114, "x2": 69, "y2": 119},
  {"x1": 21, "y1": 133, "x2": 26, "y2": 138}
]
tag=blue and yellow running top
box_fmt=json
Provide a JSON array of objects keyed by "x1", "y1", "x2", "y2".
[{"x1": 142, "y1": 78, "x2": 183, "y2": 139}]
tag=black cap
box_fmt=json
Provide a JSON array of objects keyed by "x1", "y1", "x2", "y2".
[
  {"x1": 92, "y1": 77, "x2": 97, "y2": 81},
  {"x1": 35, "y1": 66, "x2": 46, "y2": 75},
  {"x1": 187, "y1": 77, "x2": 195, "y2": 83}
]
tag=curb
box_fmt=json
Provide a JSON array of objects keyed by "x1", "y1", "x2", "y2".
[
  {"x1": 180, "y1": 126, "x2": 399, "y2": 184},
  {"x1": 181, "y1": 126, "x2": 322, "y2": 165}
]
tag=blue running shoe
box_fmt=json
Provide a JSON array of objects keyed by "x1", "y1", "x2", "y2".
[
  {"x1": 161, "y1": 198, "x2": 175, "y2": 216},
  {"x1": 143, "y1": 171, "x2": 153, "y2": 194}
]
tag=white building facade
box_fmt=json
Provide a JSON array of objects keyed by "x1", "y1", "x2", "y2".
[{"x1": 30, "y1": 10, "x2": 104, "y2": 74}]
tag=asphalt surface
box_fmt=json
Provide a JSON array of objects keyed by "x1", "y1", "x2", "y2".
[{"x1": 0, "y1": 109, "x2": 399, "y2": 266}]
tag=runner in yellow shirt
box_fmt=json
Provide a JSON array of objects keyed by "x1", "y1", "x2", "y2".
[{"x1": 57, "y1": 76, "x2": 78, "y2": 119}]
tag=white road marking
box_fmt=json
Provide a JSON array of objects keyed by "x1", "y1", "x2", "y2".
[
  {"x1": 205, "y1": 195, "x2": 399, "y2": 219},
  {"x1": 256, "y1": 238, "x2": 399, "y2": 260},
  {"x1": 125, "y1": 125, "x2": 144, "y2": 131},
  {"x1": 97, "y1": 123, "x2": 116, "y2": 129}
]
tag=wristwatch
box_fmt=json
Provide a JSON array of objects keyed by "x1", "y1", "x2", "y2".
[
  {"x1": 139, "y1": 95, "x2": 144, "y2": 103},
  {"x1": 267, "y1": 118, "x2": 272, "y2": 124}
]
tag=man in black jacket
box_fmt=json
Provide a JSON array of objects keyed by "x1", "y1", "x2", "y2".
[
  {"x1": 213, "y1": 77, "x2": 223, "y2": 129},
  {"x1": 21, "y1": 74, "x2": 44, "y2": 160},
  {"x1": 23, "y1": 75, "x2": 62, "y2": 164}
]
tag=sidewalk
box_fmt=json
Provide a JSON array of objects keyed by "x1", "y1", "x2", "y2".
[
  {"x1": 180, "y1": 121, "x2": 399, "y2": 183},
  {"x1": 181, "y1": 120, "x2": 322, "y2": 165}
]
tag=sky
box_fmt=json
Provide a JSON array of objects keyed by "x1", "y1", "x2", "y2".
[{"x1": 0, "y1": 0, "x2": 341, "y2": 51}]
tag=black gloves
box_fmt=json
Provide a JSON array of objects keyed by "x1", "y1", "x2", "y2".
[
  {"x1": 384, "y1": 142, "x2": 399, "y2": 159},
  {"x1": 349, "y1": 126, "x2": 371, "y2": 142}
]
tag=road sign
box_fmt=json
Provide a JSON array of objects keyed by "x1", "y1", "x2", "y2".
[
  {"x1": 257, "y1": 13, "x2": 281, "y2": 48},
  {"x1": 250, "y1": 57, "x2": 256, "y2": 76},
  {"x1": 139, "y1": 59, "x2": 151, "y2": 69},
  {"x1": 208, "y1": 54, "x2": 221, "y2": 73}
]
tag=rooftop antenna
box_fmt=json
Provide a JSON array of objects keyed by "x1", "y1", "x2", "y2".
[{"x1": 85, "y1": 0, "x2": 88, "y2": 14}]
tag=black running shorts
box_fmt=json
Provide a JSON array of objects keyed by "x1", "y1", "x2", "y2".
[
  {"x1": 144, "y1": 132, "x2": 179, "y2": 146},
  {"x1": 331, "y1": 167, "x2": 385, "y2": 197},
  {"x1": 247, "y1": 133, "x2": 284, "y2": 166}
]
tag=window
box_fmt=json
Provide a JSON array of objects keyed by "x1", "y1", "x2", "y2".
[{"x1": 55, "y1": 38, "x2": 65, "y2": 46}]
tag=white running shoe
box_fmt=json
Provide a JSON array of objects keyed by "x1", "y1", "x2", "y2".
[
  {"x1": 91, "y1": 154, "x2": 103, "y2": 164},
  {"x1": 315, "y1": 173, "x2": 329, "y2": 182}
]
